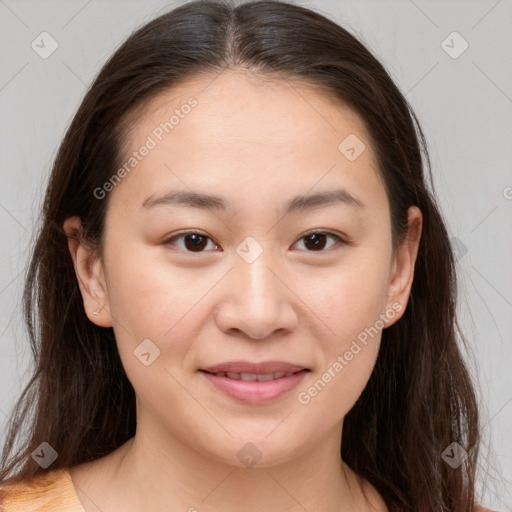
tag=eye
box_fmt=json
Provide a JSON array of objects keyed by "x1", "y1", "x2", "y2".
[
  {"x1": 163, "y1": 229, "x2": 346, "y2": 254},
  {"x1": 292, "y1": 230, "x2": 346, "y2": 252},
  {"x1": 163, "y1": 231, "x2": 220, "y2": 253}
]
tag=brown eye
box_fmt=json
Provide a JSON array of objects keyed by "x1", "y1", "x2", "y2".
[
  {"x1": 293, "y1": 231, "x2": 345, "y2": 252},
  {"x1": 182, "y1": 233, "x2": 208, "y2": 252},
  {"x1": 165, "y1": 232, "x2": 219, "y2": 253},
  {"x1": 164, "y1": 230, "x2": 345, "y2": 254}
]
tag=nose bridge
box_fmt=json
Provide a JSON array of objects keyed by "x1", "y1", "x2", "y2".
[
  {"x1": 214, "y1": 235, "x2": 297, "y2": 339},
  {"x1": 235, "y1": 235, "x2": 280, "y2": 311}
]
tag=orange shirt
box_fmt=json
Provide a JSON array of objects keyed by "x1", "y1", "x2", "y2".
[
  {"x1": 0, "y1": 467, "x2": 500, "y2": 512},
  {"x1": 0, "y1": 468, "x2": 85, "y2": 512}
]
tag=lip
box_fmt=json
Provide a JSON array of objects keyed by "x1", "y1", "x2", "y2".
[
  {"x1": 199, "y1": 361, "x2": 310, "y2": 405},
  {"x1": 201, "y1": 361, "x2": 308, "y2": 374}
]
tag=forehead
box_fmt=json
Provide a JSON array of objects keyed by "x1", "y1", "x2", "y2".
[
  {"x1": 125, "y1": 69, "x2": 369, "y2": 151},
  {"x1": 110, "y1": 69, "x2": 386, "y2": 215}
]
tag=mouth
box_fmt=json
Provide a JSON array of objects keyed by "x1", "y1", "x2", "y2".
[
  {"x1": 201, "y1": 370, "x2": 303, "y2": 382},
  {"x1": 199, "y1": 361, "x2": 310, "y2": 404}
]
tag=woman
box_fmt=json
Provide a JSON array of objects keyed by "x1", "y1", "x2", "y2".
[{"x1": 0, "y1": 1, "x2": 498, "y2": 510}]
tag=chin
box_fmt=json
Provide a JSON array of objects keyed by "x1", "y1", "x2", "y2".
[{"x1": 200, "y1": 433, "x2": 312, "y2": 470}]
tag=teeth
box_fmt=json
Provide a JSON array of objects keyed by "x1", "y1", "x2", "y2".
[
  {"x1": 212, "y1": 371, "x2": 299, "y2": 381},
  {"x1": 240, "y1": 372, "x2": 258, "y2": 381},
  {"x1": 256, "y1": 373, "x2": 275, "y2": 382}
]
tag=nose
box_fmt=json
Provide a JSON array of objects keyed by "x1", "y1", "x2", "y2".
[{"x1": 214, "y1": 248, "x2": 299, "y2": 340}]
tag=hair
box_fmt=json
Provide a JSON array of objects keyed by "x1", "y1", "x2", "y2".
[{"x1": 0, "y1": 1, "x2": 482, "y2": 510}]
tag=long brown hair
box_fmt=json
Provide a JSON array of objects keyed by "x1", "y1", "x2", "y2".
[{"x1": 0, "y1": 1, "x2": 481, "y2": 510}]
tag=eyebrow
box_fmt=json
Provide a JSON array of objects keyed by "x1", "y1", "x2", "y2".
[{"x1": 141, "y1": 188, "x2": 366, "y2": 214}]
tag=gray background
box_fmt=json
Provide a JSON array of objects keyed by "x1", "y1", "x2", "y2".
[{"x1": 0, "y1": 0, "x2": 510, "y2": 509}]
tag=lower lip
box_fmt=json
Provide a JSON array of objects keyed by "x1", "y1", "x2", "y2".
[{"x1": 200, "y1": 370, "x2": 308, "y2": 405}]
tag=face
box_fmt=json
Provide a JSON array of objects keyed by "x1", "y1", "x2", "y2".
[{"x1": 66, "y1": 70, "x2": 421, "y2": 468}]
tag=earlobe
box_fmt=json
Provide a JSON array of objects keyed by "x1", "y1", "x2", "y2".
[
  {"x1": 385, "y1": 206, "x2": 423, "y2": 326},
  {"x1": 63, "y1": 216, "x2": 112, "y2": 328}
]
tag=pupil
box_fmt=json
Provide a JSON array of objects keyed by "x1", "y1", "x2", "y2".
[
  {"x1": 185, "y1": 234, "x2": 207, "y2": 252},
  {"x1": 305, "y1": 233, "x2": 326, "y2": 251}
]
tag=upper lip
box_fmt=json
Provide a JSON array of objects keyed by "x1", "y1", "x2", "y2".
[{"x1": 200, "y1": 361, "x2": 309, "y2": 374}]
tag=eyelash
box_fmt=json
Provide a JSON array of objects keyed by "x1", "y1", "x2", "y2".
[{"x1": 162, "y1": 229, "x2": 347, "y2": 254}]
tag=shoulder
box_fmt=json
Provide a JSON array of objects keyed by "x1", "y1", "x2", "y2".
[{"x1": 0, "y1": 468, "x2": 84, "y2": 512}]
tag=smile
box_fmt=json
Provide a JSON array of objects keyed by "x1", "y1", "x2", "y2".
[
  {"x1": 208, "y1": 371, "x2": 298, "y2": 381},
  {"x1": 199, "y1": 366, "x2": 310, "y2": 405}
]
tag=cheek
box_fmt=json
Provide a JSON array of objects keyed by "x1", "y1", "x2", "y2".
[
  {"x1": 296, "y1": 338, "x2": 379, "y2": 426},
  {"x1": 104, "y1": 256, "x2": 204, "y2": 407},
  {"x1": 104, "y1": 243, "x2": 200, "y2": 331},
  {"x1": 292, "y1": 258, "x2": 388, "y2": 414},
  {"x1": 102, "y1": 247, "x2": 198, "y2": 379},
  {"x1": 294, "y1": 271, "x2": 385, "y2": 416},
  {"x1": 302, "y1": 256, "x2": 390, "y2": 341}
]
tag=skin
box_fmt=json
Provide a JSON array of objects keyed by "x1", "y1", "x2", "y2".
[{"x1": 64, "y1": 69, "x2": 422, "y2": 512}]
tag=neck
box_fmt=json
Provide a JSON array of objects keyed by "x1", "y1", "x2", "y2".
[{"x1": 100, "y1": 416, "x2": 380, "y2": 512}]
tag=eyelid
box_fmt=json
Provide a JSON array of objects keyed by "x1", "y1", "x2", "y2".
[
  {"x1": 299, "y1": 228, "x2": 347, "y2": 243},
  {"x1": 163, "y1": 230, "x2": 221, "y2": 252},
  {"x1": 292, "y1": 229, "x2": 347, "y2": 251},
  {"x1": 163, "y1": 229, "x2": 348, "y2": 253}
]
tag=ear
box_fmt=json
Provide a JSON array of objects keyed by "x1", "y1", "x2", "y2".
[
  {"x1": 63, "y1": 216, "x2": 112, "y2": 328},
  {"x1": 384, "y1": 206, "x2": 422, "y2": 326}
]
